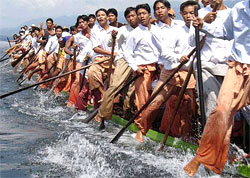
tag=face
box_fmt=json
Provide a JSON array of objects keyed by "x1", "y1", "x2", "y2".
[
  {"x1": 77, "y1": 26, "x2": 82, "y2": 33},
  {"x1": 108, "y1": 13, "x2": 117, "y2": 24},
  {"x1": 97, "y1": 10, "x2": 108, "y2": 27},
  {"x1": 78, "y1": 18, "x2": 89, "y2": 30},
  {"x1": 209, "y1": 0, "x2": 222, "y2": 7},
  {"x1": 201, "y1": 0, "x2": 210, "y2": 7},
  {"x1": 71, "y1": 29, "x2": 77, "y2": 35},
  {"x1": 125, "y1": 10, "x2": 138, "y2": 28},
  {"x1": 137, "y1": 8, "x2": 151, "y2": 27},
  {"x1": 46, "y1": 20, "x2": 53, "y2": 29},
  {"x1": 180, "y1": 5, "x2": 195, "y2": 27},
  {"x1": 55, "y1": 28, "x2": 62, "y2": 38},
  {"x1": 154, "y1": 2, "x2": 169, "y2": 22},
  {"x1": 89, "y1": 17, "x2": 96, "y2": 26},
  {"x1": 34, "y1": 30, "x2": 40, "y2": 36}
]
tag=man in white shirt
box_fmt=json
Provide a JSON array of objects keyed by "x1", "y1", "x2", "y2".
[
  {"x1": 184, "y1": 0, "x2": 250, "y2": 176},
  {"x1": 138, "y1": 0, "x2": 197, "y2": 142},
  {"x1": 189, "y1": 0, "x2": 232, "y2": 118},
  {"x1": 87, "y1": 8, "x2": 118, "y2": 110},
  {"x1": 28, "y1": 26, "x2": 63, "y2": 83},
  {"x1": 96, "y1": 7, "x2": 139, "y2": 122},
  {"x1": 124, "y1": 3, "x2": 160, "y2": 142},
  {"x1": 64, "y1": 15, "x2": 93, "y2": 109}
]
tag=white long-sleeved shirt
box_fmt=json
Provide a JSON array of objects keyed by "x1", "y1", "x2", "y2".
[
  {"x1": 31, "y1": 36, "x2": 40, "y2": 53},
  {"x1": 201, "y1": 0, "x2": 250, "y2": 64},
  {"x1": 108, "y1": 24, "x2": 135, "y2": 61},
  {"x1": 188, "y1": 6, "x2": 232, "y2": 76},
  {"x1": 124, "y1": 24, "x2": 160, "y2": 71},
  {"x1": 152, "y1": 23, "x2": 193, "y2": 70},
  {"x1": 44, "y1": 35, "x2": 61, "y2": 54},
  {"x1": 73, "y1": 32, "x2": 93, "y2": 63},
  {"x1": 90, "y1": 25, "x2": 118, "y2": 59}
]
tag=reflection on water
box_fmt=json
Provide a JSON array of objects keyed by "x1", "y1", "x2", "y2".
[{"x1": 0, "y1": 41, "x2": 240, "y2": 178}]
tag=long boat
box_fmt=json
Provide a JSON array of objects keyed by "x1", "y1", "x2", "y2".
[{"x1": 107, "y1": 111, "x2": 250, "y2": 178}]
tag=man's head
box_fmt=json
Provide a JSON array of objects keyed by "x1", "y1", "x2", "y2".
[
  {"x1": 124, "y1": 7, "x2": 138, "y2": 28},
  {"x1": 55, "y1": 25, "x2": 63, "y2": 38},
  {"x1": 153, "y1": 0, "x2": 171, "y2": 22},
  {"x1": 32, "y1": 27, "x2": 40, "y2": 36},
  {"x1": 76, "y1": 15, "x2": 89, "y2": 31},
  {"x1": 107, "y1": 8, "x2": 118, "y2": 24},
  {"x1": 201, "y1": 0, "x2": 210, "y2": 7},
  {"x1": 62, "y1": 26, "x2": 69, "y2": 32},
  {"x1": 136, "y1": 3, "x2": 151, "y2": 27},
  {"x1": 88, "y1": 14, "x2": 96, "y2": 27},
  {"x1": 180, "y1": 0, "x2": 199, "y2": 27},
  {"x1": 209, "y1": 0, "x2": 223, "y2": 8},
  {"x1": 70, "y1": 26, "x2": 77, "y2": 35},
  {"x1": 95, "y1": 8, "x2": 108, "y2": 27},
  {"x1": 46, "y1": 18, "x2": 54, "y2": 29}
]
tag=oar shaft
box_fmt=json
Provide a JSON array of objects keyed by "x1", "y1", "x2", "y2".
[
  {"x1": 0, "y1": 58, "x2": 110, "y2": 99},
  {"x1": 106, "y1": 36, "x2": 116, "y2": 88},
  {"x1": 83, "y1": 73, "x2": 141, "y2": 124},
  {"x1": 195, "y1": 6, "x2": 206, "y2": 130},
  {"x1": 159, "y1": 61, "x2": 194, "y2": 151},
  {"x1": 110, "y1": 62, "x2": 185, "y2": 143},
  {"x1": 7, "y1": 37, "x2": 11, "y2": 48}
]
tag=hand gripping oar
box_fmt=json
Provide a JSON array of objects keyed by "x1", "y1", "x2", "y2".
[
  {"x1": 82, "y1": 73, "x2": 141, "y2": 124},
  {"x1": 11, "y1": 48, "x2": 32, "y2": 68},
  {"x1": 0, "y1": 58, "x2": 110, "y2": 99},
  {"x1": 194, "y1": 6, "x2": 206, "y2": 130},
  {"x1": 159, "y1": 61, "x2": 194, "y2": 151},
  {"x1": 110, "y1": 39, "x2": 207, "y2": 144}
]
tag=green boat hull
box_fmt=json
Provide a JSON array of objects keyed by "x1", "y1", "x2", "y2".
[{"x1": 110, "y1": 113, "x2": 250, "y2": 177}]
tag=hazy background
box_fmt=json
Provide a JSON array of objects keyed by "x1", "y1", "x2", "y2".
[{"x1": 0, "y1": 0, "x2": 238, "y2": 39}]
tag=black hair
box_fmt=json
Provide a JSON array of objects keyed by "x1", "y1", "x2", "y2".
[
  {"x1": 46, "y1": 18, "x2": 54, "y2": 23},
  {"x1": 32, "y1": 27, "x2": 40, "y2": 32},
  {"x1": 107, "y1": 8, "x2": 118, "y2": 17},
  {"x1": 63, "y1": 27, "x2": 69, "y2": 32},
  {"x1": 95, "y1": 8, "x2": 108, "y2": 16},
  {"x1": 55, "y1": 25, "x2": 63, "y2": 31},
  {"x1": 180, "y1": 0, "x2": 200, "y2": 12},
  {"x1": 75, "y1": 15, "x2": 89, "y2": 27},
  {"x1": 70, "y1": 26, "x2": 76, "y2": 32},
  {"x1": 136, "y1": 3, "x2": 151, "y2": 14},
  {"x1": 124, "y1": 7, "x2": 136, "y2": 18},
  {"x1": 153, "y1": 0, "x2": 171, "y2": 10},
  {"x1": 89, "y1": 14, "x2": 96, "y2": 19}
]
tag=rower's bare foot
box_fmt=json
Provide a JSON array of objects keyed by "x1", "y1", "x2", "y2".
[
  {"x1": 135, "y1": 130, "x2": 144, "y2": 143},
  {"x1": 27, "y1": 73, "x2": 32, "y2": 80},
  {"x1": 184, "y1": 157, "x2": 200, "y2": 177},
  {"x1": 95, "y1": 114, "x2": 101, "y2": 123}
]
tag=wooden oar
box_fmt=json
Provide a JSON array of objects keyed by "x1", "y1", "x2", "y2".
[
  {"x1": 0, "y1": 57, "x2": 9, "y2": 62},
  {"x1": 11, "y1": 48, "x2": 32, "y2": 67},
  {"x1": 79, "y1": 58, "x2": 89, "y2": 91},
  {"x1": 7, "y1": 37, "x2": 12, "y2": 48},
  {"x1": 82, "y1": 73, "x2": 141, "y2": 124},
  {"x1": 17, "y1": 46, "x2": 43, "y2": 83},
  {"x1": 0, "y1": 58, "x2": 110, "y2": 99},
  {"x1": 212, "y1": 0, "x2": 220, "y2": 12},
  {"x1": 48, "y1": 59, "x2": 71, "y2": 96},
  {"x1": 0, "y1": 53, "x2": 9, "y2": 61},
  {"x1": 159, "y1": 61, "x2": 194, "y2": 151},
  {"x1": 110, "y1": 41, "x2": 205, "y2": 144},
  {"x1": 194, "y1": 6, "x2": 206, "y2": 130},
  {"x1": 99, "y1": 35, "x2": 116, "y2": 130}
]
